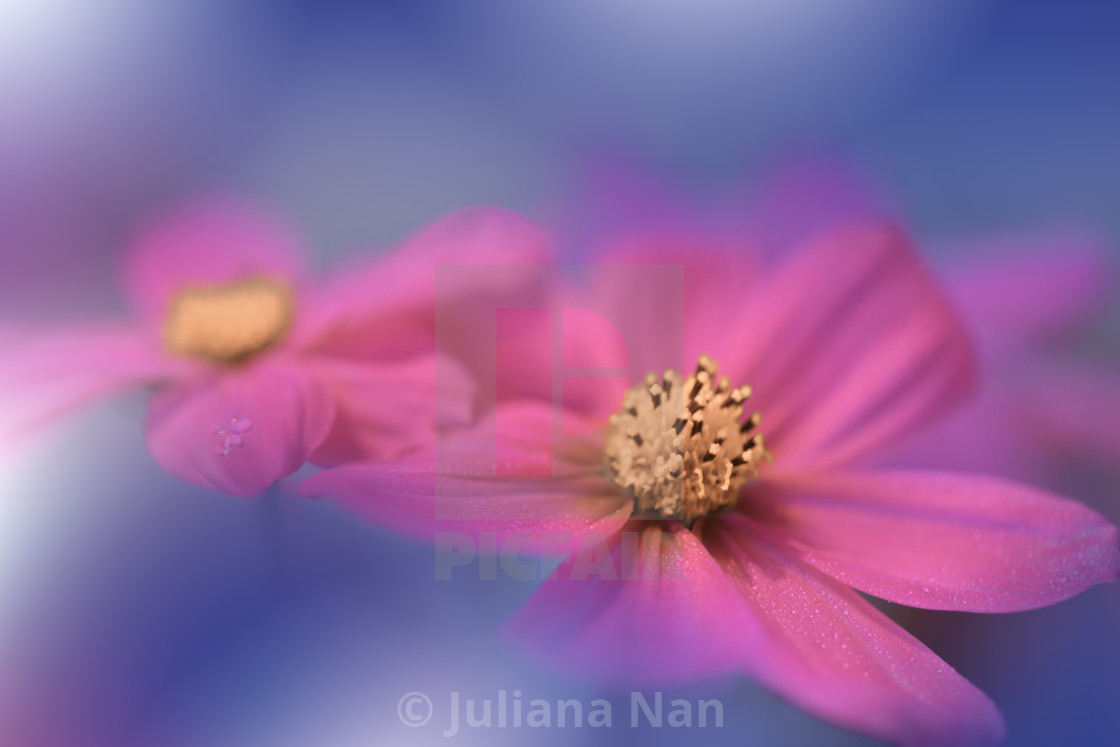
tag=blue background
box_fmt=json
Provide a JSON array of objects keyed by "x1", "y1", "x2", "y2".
[{"x1": 0, "y1": 1, "x2": 1117, "y2": 745}]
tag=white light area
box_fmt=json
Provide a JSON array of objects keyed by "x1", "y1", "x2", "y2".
[
  {"x1": 0, "y1": 437, "x2": 61, "y2": 629},
  {"x1": 0, "y1": 0, "x2": 155, "y2": 149},
  {"x1": 0, "y1": 455, "x2": 32, "y2": 536},
  {"x1": 0, "y1": 407, "x2": 141, "y2": 633},
  {"x1": 0, "y1": 0, "x2": 74, "y2": 46},
  {"x1": 0, "y1": 0, "x2": 230, "y2": 111},
  {"x1": 0, "y1": 0, "x2": 131, "y2": 81}
]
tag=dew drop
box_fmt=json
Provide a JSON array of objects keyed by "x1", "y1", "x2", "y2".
[
  {"x1": 213, "y1": 416, "x2": 251, "y2": 455},
  {"x1": 226, "y1": 415, "x2": 253, "y2": 433}
]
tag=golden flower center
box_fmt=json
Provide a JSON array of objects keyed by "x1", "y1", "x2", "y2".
[
  {"x1": 163, "y1": 277, "x2": 294, "y2": 362},
  {"x1": 603, "y1": 355, "x2": 766, "y2": 525}
]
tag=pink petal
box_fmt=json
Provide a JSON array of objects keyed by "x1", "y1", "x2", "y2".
[
  {"x1": 558, "y1": 154, "x2": 753, "y2": 262},
  {"x1": 583, "y1": 241, "x2": 764, "y2": 376},
  {"x1": 308, "y1": 353, "x2": 475, "y2": 466},
  {"x1": 703, "y1": 514, "x2": 1006, "y2": 747},
  {"x1": 1003, "y1": 358, "x2": 1120, "y2": 467},
  {"x1": 145, "y1": 362, "x2": 335, "y2": 497},
  {"x1": 940, "y1": 233, "x2": 1112, "y2": 352},
  {"x1": 493, "y1": 305, "x2": 578, "y2": 414},
  {"x1": 296, "y1": 207, "x2": 551, "y2": 360},
  {"x1": 736, "y1": 156, "x2": 892, "y2": 256},
  {"x1": 0, "y1": 323, "x2": 186, "y2": 446},
  {"x1": 877, "y1": 355, "x2": 1120, "y2": 484},
  {"x1": 720, "y1": 223, "x2": 976, "y2": 471},
  {"x1": 505, "y1": 521, "x2": 760, "y2": 683},
  {"x1": 753, "y1": 470, "x2": 1120, "y2": 612},
  {"x1": 535, "y1": 241, "x2": 767, "y2": 421},
  {"x1": 560, "y1": 305, "x2": 631, "y2": 369},
  {"x1": 301, "y1": 401, "x2": 629, "y2": 547},
  {"x1": 432, "y1": 292, "x2": 629, "y2": 416},
  {"x1": 122, "y1": 196, "x2": 307, "y2": 325},
  {"x1": 493, "y1": 301, "x2": 633, "y2": 419},
  {"x1": 508, "y1": 514, "x2": 1005, "y2": 746},
  {"x1": 875, "y1": 397, "x2": 1050, "y2": 484}
]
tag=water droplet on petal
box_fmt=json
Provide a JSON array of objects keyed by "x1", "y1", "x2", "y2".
[
  {"x1": 212, "y1": 425, "x2": 246, "y2": 455},
  {"x1": 226, "y1": 415, "x2": 253, "y2": 433}
]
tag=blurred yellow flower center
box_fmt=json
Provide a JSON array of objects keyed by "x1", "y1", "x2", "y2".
[
  {"x1": 603, "y1": 355, "x2": 767, "y2": 525},
  {"x1": 163, "y1": 277, "x2": 294, "y2": 362}
]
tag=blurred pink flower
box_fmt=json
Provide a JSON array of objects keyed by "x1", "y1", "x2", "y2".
[
  {"x1": 884, "y1": 234, "x2": 1120, "y2": 486},
  {"x1": 0, "y1": 198, "x2": 548, "y2": 496},
  {"x1": 303, "y1": 224, "x2": 1119, "y2": 746}
]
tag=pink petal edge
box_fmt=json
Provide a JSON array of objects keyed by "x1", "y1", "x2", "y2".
[
  {"x1": 301, "y1": 401, "x2": 629, "y2": 548},
  {"x1": 122, "y1": 196, "x2": 307, "y2": 326},
  {"x1": 507, "y1": 515, "x2": 1005, "y2": 746},
  {"x1": 308, "y1": 353, "x2": 476, "y2": 466},
  {"x1": 0, "y1": 323, "x2": 187, "y2": 448},
  {"x1": 721, "y1": 222, "x2": 977, "y2": 472},
  {"x1": 145, "y1": 361, "x2": 334, "y2": 497},
  {"x1": 752, "y1": 469, "x2": 1120, "y2": 612},
  {"x1": 704, "y1": 514, "x2": 1006, "y2": 747}
]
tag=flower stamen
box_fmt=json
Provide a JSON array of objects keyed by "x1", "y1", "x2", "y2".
[
  {"x1": 163, "y1": 277, "x2": 294, "y2": 362},
  {"x1": 603, "y1": 355, "x2": 766, "y2": 524}
]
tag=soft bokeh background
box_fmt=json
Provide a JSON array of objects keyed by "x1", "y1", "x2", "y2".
[{"x1": 1, "y1": 1, "x2": 1117, "y2": 745}]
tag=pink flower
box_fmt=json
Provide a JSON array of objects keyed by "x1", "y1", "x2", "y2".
[
  {"x1": 884, "y1": 233, "x2": 1120, "y2": 484},
  {"x1": 570, "y1": 156, "x2": 1120, "y2": 485},
  {"x1": 303, "y1": 224, "x2": 1120, "y2": 746},
  {"x1": 0, "y1": 197, "x2": 548, "y2": 496}
]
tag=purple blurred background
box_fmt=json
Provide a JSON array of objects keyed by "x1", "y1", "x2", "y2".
[{"x1": 1, "y1": 1, "x2": 1117, "y2": 745}]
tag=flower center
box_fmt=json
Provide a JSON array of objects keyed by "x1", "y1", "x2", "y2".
[
  {"x1": 603, "y1": 355, "x2": 766, "y2": 525},
  {"x1": 163, "y1": 277, "x2": 294, "y2": 362}
]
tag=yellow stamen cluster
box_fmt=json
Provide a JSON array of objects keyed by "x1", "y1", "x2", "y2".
[
  {"x1": 603, "y1": 355, "x2": 766, "y2": 524},
  {"x1": 163, "y1": 277, "x2": 294, "y2": 362}
]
